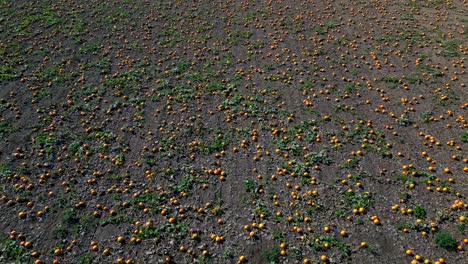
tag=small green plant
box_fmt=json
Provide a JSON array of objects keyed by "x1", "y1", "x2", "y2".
[
  {"x1": 314, "y1": 26, "x2": 324, "y2": 35},
  {"x1": 381, "y1": 76, "x2": 399, "y2": 83},
  {"x1": 289, "y1": 246, "x2": 303, "y2": 259},
  {"x1": 395, "y1": 222, "x2": 415, "y2": 231},
  {"x1": 0, "y1": 238, "x2": 28, "y2": 263},
  {"x1": 399, "y1": 192, "x2": 410, "y2": 201},
  {"x1": 335, "y1": 207, "x2": 347, "y2": 217},
  {"x1": 461, "y1": 131, "x2": 468, "y2": 143},
  {"x1": 326, "y1": 20, "x2": 339, "y2": 29},
  {"x1": 78, "y1": 252, "x2": 93, "y2": 264},
  {"x1": 441, "y1": 40, "x2": 461, "y2": 57},
  {"x1": 53, "y1": 224, "x2": 69, "y2": 239},
  {"x1": 0, "y1": 163, "x2": 12, "y2": 178},
  {"x1": 364, "y1": 243, "x2": 378, "y2": 253},
  {"x1": 397, "y1": 113, "x2": 413, "y2": 126},
  {"x1": 457, "y1": 223, "x2": 466, "y2": 234},
  {"x1": 62, "y1": 208, "x2": 78, "y2": 224},
  {"x1": 420, "y1": 112, "x2": 432, "y2": 122},
  {"x1": 272, "y1": 230, "x2": 285, "y2": 241},
  {"x1": 243, "y1": 179, "x2": 257, "y2": 193},
  {"x1": 223, "y1": 247, "x2": 234, "y2": 259},
  {"x1": 413, "y1": 205, "x2": 426, "y2": 219},
  {"x1": 345, "y1": 191, "x2": 373, "y2": 209},
  {"x1": 405, "y1": 74, "x2": 422, "y2": 84},
  {"x1": 261, "y1": 247, "x2": 280, "y2": 263},
  {"x1": 0, "y1": 120, "x2": 18, "y2": 139},
  {"x1": 434, "y1": 231, "x2": 458, "y2": 251},
  {"x1": 310, "y1": 235, "x2": 351, "y2": 256},
  {"x1": 343, "y1": 156, "x2": 359, "y2": 168}
]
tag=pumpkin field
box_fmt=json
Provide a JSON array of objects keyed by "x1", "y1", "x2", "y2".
[{"x1": 0, "y1": 0, "x2": 467, "y2": 263}]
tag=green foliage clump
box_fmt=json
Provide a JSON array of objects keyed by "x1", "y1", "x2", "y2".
[
  {"x1": 434, "y1": 231, "x2": 458, "y2": 251},
  {"x1": 413, "y1": 205, "x2": 426, "y2": 219}
]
